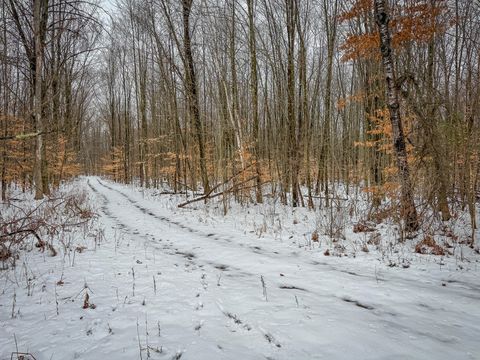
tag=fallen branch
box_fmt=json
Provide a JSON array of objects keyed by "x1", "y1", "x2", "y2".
[
  {"x1": 0, "y1": 228, "x2": 56, "y2": 256},
  {"x1": 0, "y1": 228, "x2": 42, "y2": 242},
  {"x1": 178, "y1": 163, "x2": 254, "y2": 201},
  {"x1": 178, "y1": 175, "x2": 258, "y2": 208}
]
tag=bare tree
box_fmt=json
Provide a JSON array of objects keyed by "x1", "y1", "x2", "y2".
[{"x1": 374, "y1": 0, "x2": 418, "y2": 231}]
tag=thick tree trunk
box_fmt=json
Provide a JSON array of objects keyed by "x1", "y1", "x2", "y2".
[{"x1": 374, "y1": 0, "x2": 418, "y2": 232}]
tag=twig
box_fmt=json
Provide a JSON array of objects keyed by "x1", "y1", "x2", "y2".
[
  {"x1": 136, "y1": 318, "x2": 143, "y2": 360},
  {"x1": 261, "y1": 275, "x2": 268, "y2": 301}
]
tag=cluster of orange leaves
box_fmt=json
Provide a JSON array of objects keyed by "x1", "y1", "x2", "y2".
[
  {"x1": 0, "y1": 115, "x2": 34, "y2": 185},
  {"x1": 1, "y1": 115, "x2": 80, "y2": 189},
  {"x1": 339, "y1": 0, "x2": 452, "y2": 62},
  {"x1": 355, "y1": 107, "x2": 416, "y2": 198}
]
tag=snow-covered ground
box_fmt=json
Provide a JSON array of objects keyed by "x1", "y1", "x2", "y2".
[{"x1": 1, "y1": 177, "x2": 479, "y2": 359}]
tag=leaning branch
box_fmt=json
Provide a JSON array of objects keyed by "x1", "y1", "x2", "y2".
[
  {"x1": 0, "y1": 228, "x2": 42, "y2": 242},
  {"x1": 178, "y1": 175, "x2": 258, "y2": 208}
]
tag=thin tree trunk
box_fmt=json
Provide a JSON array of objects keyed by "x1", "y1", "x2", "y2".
[
  {"x1": 286, "y1": 0, "x2": 298, "y2": 206},
  {"x1": 247, "y1": 0, "x2": 263, "y2": 204},
  {"x1": 182, "y1": 0, "x2": 210, "y2": 193},
  {"x1": 33, "y1": 0, "x2": 48, "y2": 200},
  {"x1": 320, "y1": 0, "x2": 338, "y2": 208}
]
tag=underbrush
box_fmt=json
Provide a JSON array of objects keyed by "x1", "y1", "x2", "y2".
[{"x1": 0, "y1": 182, "x2": 103, "y2": 269}]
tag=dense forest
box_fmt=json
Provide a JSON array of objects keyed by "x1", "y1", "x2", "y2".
[
  {"x1": 1, "y1": 0, "x2": 479, "y2": 238},
  {"x1": 1, "y1": 1, "x2": 480, "y2": 359}
]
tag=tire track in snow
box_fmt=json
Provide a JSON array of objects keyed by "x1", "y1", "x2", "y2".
[
  {"x1": 94, "y1": 179, "x2": 372, "y2": 281},
  {"x1": 90, "y1": 179, "x2": 391, "y2": 310},
  {"x1": 96, "y1": 179, "x2": 239, "y2": 246},
  {"x1": 94, "y1": 179, "x2": 303, "y2": 278}
]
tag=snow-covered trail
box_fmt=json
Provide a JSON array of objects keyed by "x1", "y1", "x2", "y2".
[
  {"x1": 87, "y1": 177, "x2": 480, "y2": 359},
  {"x1": 1, "y1": 177, "x2": 479, "y2": 360}
]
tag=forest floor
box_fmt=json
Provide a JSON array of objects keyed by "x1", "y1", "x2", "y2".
[{"x1": 1, "y1": 177, "x2": 479, "y2": 360}]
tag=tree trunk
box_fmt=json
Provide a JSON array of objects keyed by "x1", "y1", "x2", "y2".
[
  {"x1": 247, "y1": 0, "x2": 263, "y2": 204},
  {"x1": 182, "y1": 0, "x2": 210, "y2": 194},
  {"x1": 320, "y1": 0, "x2": 338, "y2": 208},
  {"x1": 286, "y1": 0, "x2": 298, "y2": 207},
  {"x1": 374, "y1": 0, "x2": 418, "y2": 232},
  {"x1": 33, "y1": 0, "x2": 48, "y2": 200}
]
